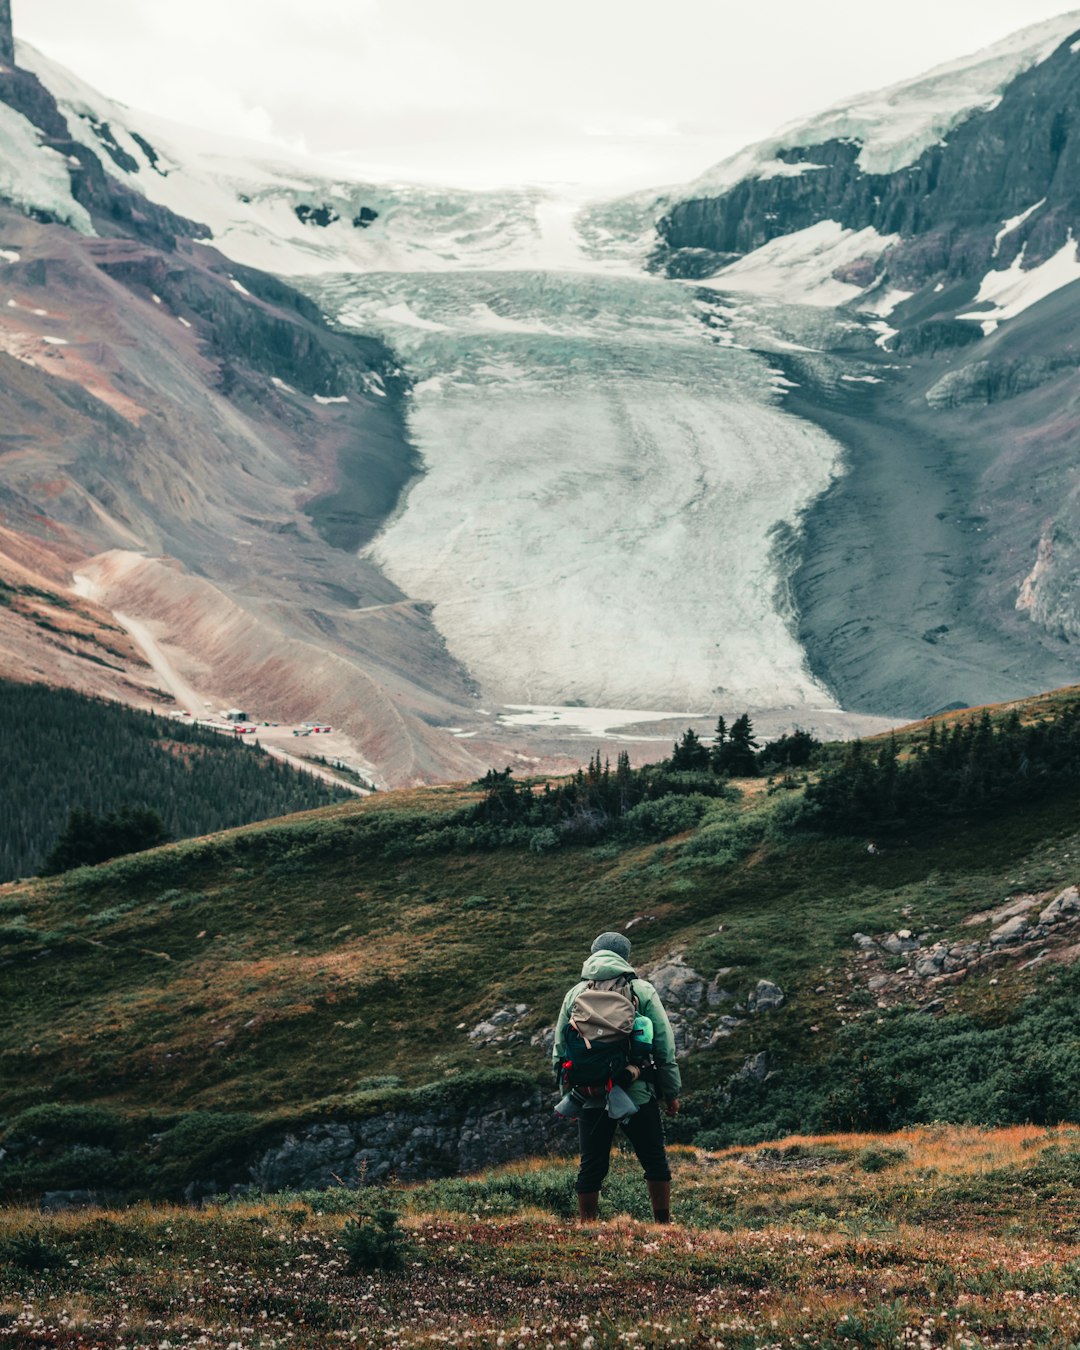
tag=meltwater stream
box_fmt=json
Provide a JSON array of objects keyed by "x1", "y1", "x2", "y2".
[{"x1": 312, "y1": 258, "x2": 847, "y2": 714}]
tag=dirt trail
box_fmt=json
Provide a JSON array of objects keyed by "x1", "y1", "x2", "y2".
[{"x1": 74, "y1": 580, "x2": 369, "y2": 795}]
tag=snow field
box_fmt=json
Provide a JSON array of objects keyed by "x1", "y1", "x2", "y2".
[{"x1": 959, "y1": 237, "x2": 1080, "y2": 325}]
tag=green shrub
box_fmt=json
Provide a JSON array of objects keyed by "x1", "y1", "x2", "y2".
[
  {"x1": 151, "y1": 1111, "x2": 264, "y2": 1192},
  {"x1": 619, "y1": 794, "x2": 711, "y2": 841},
  {"x1": 339, "y1": 1207, "x2": 409, "y2": 1272},
  {"x1": 857, "y1": 1145, "x2": 910, "y2": 1173},
  {"x1": 0, "y1": 1231, "x2": 67, "y2": 1272},
  {"x1": 5, "y1": 1103, "x2": 126, "y2": 1148}
]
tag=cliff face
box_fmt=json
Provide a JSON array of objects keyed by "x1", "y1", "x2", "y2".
[
  {"x1": 0, "y1": 1, "x2": 13, "y2": 67},
  {"x1": 657, "y1": 28, "x2": 1080, "y2": 292}
]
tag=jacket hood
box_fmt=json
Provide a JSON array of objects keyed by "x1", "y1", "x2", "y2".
[{"x1": 580, "y1": 951, "x2": 636, "y2": 981}]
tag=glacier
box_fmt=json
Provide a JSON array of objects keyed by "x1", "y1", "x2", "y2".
[
  {"x1": 315, "y1": 268, "x2": 843, "y2": 711},
  {"x1": 8, "y1": 40, "x2": 860, "y2": 717}
]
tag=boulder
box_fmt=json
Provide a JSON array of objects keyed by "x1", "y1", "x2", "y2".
[
  {"x1": 468, "y1": 1004, "x2": 531, "y2": 1045},
  {"x1": 989, "y1": 915, "x2": 1030, "y2": 945},
  {"x1": 644, "y1": 954, "x2": 706, "y2": 1006},
  {"x1": 747, "y1": 979, "x2": 785, "y2": 1013},
  {"x1": 881, "y1": 932, "x2": 920, "y2": 955},
  {"x1": 736, "y1": 1051, "x2": 769, "y2": 1081},
  {"x1": 706, "y1": 977, "x2": 735, "y2": 1006},
  {"x1": 1040, "y1": 885, "x2": 1080, "y2": 926}
]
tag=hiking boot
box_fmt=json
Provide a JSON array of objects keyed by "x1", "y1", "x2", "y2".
[
  {"x1": 577, "y1": 1192, "x2": 600, "y2": 1223},
  {"x1": 647, "y1": 1179, "x2": 671, "y2": 1223}
]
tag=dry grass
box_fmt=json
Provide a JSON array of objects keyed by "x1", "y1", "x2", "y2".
[{"x1": 2, "y1": 1125, "x2": 1079, "y2": 1347}]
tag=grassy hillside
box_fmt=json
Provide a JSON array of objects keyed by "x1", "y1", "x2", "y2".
[
  {"x1": 2, "y1": 687, "x2": 1080, "y2": 1197},
  {"x1": 0, "y1": 679, "x2": 353, "y2": 880},
  {"x1": 2, "y1": 1125, "x2": 1079, "y2": 1347}
]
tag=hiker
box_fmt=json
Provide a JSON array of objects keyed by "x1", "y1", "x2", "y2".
[{"x1": 552, "y1": 931, "x2": 681, "y2": 1223}]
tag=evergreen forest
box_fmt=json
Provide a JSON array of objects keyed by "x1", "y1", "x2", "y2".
[{"x1": 0, "y1": 679, "x2": 352, "y2": 881}]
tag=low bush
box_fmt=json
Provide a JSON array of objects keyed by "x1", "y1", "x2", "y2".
[{"x1": 339, "y1": 1207, "x2": 410, "y2": 1272}]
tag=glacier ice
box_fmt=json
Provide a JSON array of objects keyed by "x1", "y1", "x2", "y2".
[
  {"x1": 0, "y1": 99, "x2": 93, "y2": 234},
  {"x1": 315, "y1": 269, "x2": 842, "y2": 711}
]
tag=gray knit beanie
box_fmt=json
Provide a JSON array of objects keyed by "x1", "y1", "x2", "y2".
[{"x1": 591, "y1": 931, "x2": 631, "y2": 961}]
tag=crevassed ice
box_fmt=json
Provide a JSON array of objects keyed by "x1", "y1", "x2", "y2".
[{"x1": 325, "y1": 270, "x2": 842, "y2": 711}]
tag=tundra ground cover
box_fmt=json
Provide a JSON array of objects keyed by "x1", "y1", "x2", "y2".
[{"x1": 2, "y1": 1126, "x2": 1079, "y2": 1348}]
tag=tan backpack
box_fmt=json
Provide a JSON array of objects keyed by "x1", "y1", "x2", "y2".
[{"x1": 569, "y1": 975, "x2": 637, "y2": 1049}]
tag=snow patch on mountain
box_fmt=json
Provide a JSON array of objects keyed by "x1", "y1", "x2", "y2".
[
  {"x1": 17, "y1": 42, "x2": 632, "y2": 280},
  {"x1": 678, "y1": 11, "x2": 1080, "y2": 199},
  {"x1": 0, "y1": 98, "x2": 92, "y2": 234},
  {"x1": 958, "y1": 236, "x2": 1080, "y2": 324},
  {"x1": 696, "y1": 221, "x2": 899, "y2": 308},
  {"x1": 991, "y1": 200, "x2": 1047, "y2": 257}
]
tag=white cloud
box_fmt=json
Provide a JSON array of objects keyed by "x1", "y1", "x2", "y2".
[{"x1": 16, "y1": 0, "x2": 1080, "y2": 187}]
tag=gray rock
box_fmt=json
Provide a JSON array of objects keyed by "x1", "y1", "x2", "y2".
[
  {"x1": 530, "y1": 1024, "x2": 555, "y2": 1054},
  {"x1": 852, "y1": 933, "x2": 878, "y2": 950},
  {"x1": 1040, "y1": 885, "x2": 1080, "y2": 926},
  {"x1": 250, "y1": 1087, "x2": 563, "y2": 1191},
  {"x1": 747, "y1": 979, "x2": 785, "y2": 1013},
  {"x1": 706, "y1": 978, "x2": 734, "y2": 1006},
  {"x1": 645, "y1": 955, "x2": 706, "y2": 1006},
  {"x1": 914, "y1": 954, "x2": 946, "y2": 978},
  {"x1": 881, "y1": 932, "x2": 921, "y2": 955},
  {"x1": 989, "y1": 915, "x2": 1030, "y2": 945},
  {"x1": 736, "y1": 1051, "x2": 769, "y2": 1081},
  {"x1": 468, "y1": 1004, "x2": 532, "y2": 1045}
]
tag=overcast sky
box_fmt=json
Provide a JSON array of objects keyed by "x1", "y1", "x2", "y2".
[{"x1": 16, "y1": 0, "x2": 1080, "y2": 189}]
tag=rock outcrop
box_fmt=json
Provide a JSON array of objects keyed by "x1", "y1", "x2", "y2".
[
  {"x1": 656, "y1": 28, "x2": 1080, "y2": 295},
  {"x1": 851, "y1": 887, "x2": 1080, "y2": 1008},
  {"x1": 249, "y1": 1084, "x2": 563, "y2": 1191},
  {"x1": 0, "y1": 1, "x2": 13, "y2": 68}
]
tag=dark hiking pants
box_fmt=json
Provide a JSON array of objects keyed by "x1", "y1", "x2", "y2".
[{"x1": 575, "y1": 1098, "x2": 671, "y2": 1193}]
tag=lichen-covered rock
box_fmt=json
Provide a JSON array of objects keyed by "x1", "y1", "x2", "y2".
[
  {"x1": 989, "y1": 915, "x2": 1030, "y2": 945},
  {"x1": 468, "y1": 1004, "x2": 530, "y2": 1045},
  {"x1": 645, "y1": 955, "x2": 706, "y2": 1006},
  {"x1": 881, "y1": 931, "x2": 920, "y2": 955},
  {"x1": 639, "y1": 953, "x2": 747, "y2": 1055}
]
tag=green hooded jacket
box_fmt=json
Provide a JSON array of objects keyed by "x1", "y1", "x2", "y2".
[{"x1": 552, "y1": 951, "x2": 682, "y2": 1108}]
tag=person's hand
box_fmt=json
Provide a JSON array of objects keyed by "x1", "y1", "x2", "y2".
[{"x1": 665, "y1": 1097, "x2": 680, "y2": 1117}]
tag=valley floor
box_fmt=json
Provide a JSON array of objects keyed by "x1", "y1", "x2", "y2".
[{"x1": 2, "y1": 1124, "x2": 1078, "y2": 1348}]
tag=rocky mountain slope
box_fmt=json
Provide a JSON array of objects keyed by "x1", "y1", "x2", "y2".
[
  {"x1": 629, "y1": 13, "x2": 1080, "y2": 717},
  {"x1": 0, "y1": 28, "x2": 501, "y2": 786}
]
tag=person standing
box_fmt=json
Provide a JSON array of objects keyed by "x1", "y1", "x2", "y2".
[{"x1": 552, "y1": 931, "x2": 681, "y2": 1223}]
